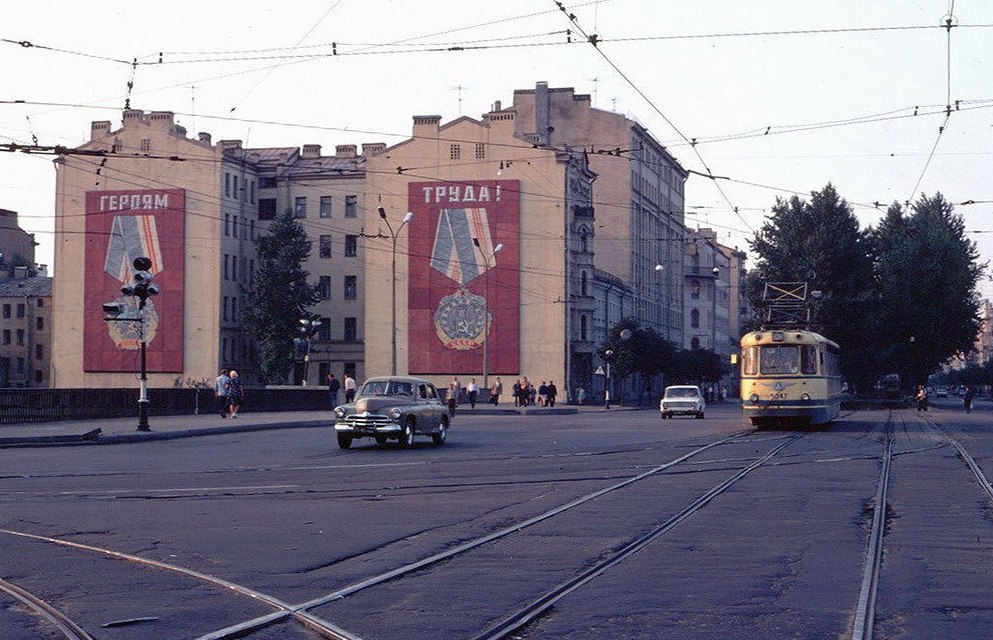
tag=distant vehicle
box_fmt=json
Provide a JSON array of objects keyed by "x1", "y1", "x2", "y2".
[
  {"x1": 660, "y1": 385, "x2": 706, "y2": 419},
  {"x1": 333, "y1": 376, "x2": 449, "y2": 449},
  {"x1": 740, "y1": 329, "x2": 842, "y2": 428},
  {"x1": 936, "y1": 387, "x2": 949, "y2": 398}
]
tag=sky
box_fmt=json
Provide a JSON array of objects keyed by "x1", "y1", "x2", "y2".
[{"x1": 2, "y1": 1, "x2": 991, "y2": 295}]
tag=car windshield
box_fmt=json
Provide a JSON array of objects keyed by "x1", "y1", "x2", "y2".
[
  {"x1": 360, "y1": 380, "x2": 414, "y2": 397},
  {"x1": 665, "y1": 387, "x2": 699, "y2": 398}
]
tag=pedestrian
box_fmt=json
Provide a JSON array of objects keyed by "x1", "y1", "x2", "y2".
[
  {"x1": 528, "y1": 382, "x2": 537, "y2": 407},
  {"x1": 447, "y1": 382, "x2": 458, "y2": 417},
  {"x1": 916, "y1": 385, "x2": 929, "y2": 412},
  {"x1": 538, "y1": 381, "x2": 548, "y2": 407},
  {"x1": 227, "y1": 370, "x2": 244, "y2": 418},
  {"x1": 327, "y1": 372, "x2": 341, "y2": 408},
  {"x1": 344, "y1": 373, "x2": 357, "y2": 403},
  {"x1": 964, "y1": 386, "x2": 975, "y2": 413},
  {"x1": 490, "y1": 377, "x2": 503, "y2": 406},
  {"x1": 215, "y1": 368, "x2": 231, "y2": 418},
  {"x1": 512, "y1": 380, "x2": 521, "y2": 407},
  {"x1": 547, "y1": 380, "x2": 558, "y2": 407},
  {"x1": 467, "y1": 378, "x2": 479, "y2": 408},
  {"x1": 576, "y1": 385, "x2": 586, "y2": 405}
]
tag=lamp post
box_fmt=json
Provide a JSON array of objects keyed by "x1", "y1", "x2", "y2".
[
  {"x1": 104, "y1": 256, "x2": 159, "y2": 431},
  {"x1": 473, "y1": 238, "x2": 504, "y2": 391},
  {"x1": 379, "y1": 207, "x2": 414, "y2": 375},
  {"x1": 297, "y1": 317, "x2": 322, "y2": 385},
  {"x1": 604, "y1": 349, "x2": 613, "y2": 409}
]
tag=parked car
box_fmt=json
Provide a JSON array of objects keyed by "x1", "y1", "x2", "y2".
[
  {"x1": 936, "y1": 387, "x2": 949, "y2": 398},
  {"x1": 660, "y1": 385, "x2": 706, "y2": 419},
  {"x1": 333, "y1": 376, "x2": 449, "y2": 449}
]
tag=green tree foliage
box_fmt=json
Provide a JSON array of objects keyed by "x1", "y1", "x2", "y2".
[
  {"x1": 748, "y1": 184, "x2": 877, "y2": 391},
  {"x1": 872, "y1": 193, "x2": 984, "y2": 387},
  {"x1": 241, "y1": 211, "x2": 321, "y2": 385}
]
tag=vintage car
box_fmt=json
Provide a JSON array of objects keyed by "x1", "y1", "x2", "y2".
[
  {"x1": 659, "y1": 385, "x2": 706, "y2": 419},
  {"x1": 333, "y1": 376, "x2": 449, "y2": 449}
]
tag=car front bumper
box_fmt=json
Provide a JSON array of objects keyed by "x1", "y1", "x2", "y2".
[{"x1": 334, "y1": 411, "x2": 402, "y2": 436}]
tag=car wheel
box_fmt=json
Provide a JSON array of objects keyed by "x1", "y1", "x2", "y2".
[
  {"x1": 374, "y1": 435, "x2": 387, "y2": 446},
  {"x1": 432, "y1": 418, "x2": 448, "y2": 446},
  {"x1": 696, "y1": 412, "x2": 705, "y2": 419},
  {"x1": 337, "y1": 434, "x2": 353, "y2": 449},
  {"x1": 400, "y1": 419, "x2": 415, "y2": 448},
  {"x1": 661, "y1": 412, "x2": 669, "y2": 419}
]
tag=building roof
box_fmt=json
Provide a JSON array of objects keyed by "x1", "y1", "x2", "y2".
[{"x1": 0, "y1": 276, "x2": 52, "y2": 298}]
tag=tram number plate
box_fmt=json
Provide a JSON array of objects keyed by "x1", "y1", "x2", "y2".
[{"x1": 770, "y1": 392, "x2": 787, "y2": 400}]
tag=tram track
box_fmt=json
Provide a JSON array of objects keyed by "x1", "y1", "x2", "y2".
[
  {"x1": 0, "y1": 577, "x2": 95, "y2": 640},
  {"x1": 1, "y1": 429, "x2": 756, "y2": 640}
]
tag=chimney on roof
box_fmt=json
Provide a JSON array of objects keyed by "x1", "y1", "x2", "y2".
[
  {"x1": 493, "y1": 100, "x2": 502, "y2": 111},
  {"x1": 150, "y1": 111, "x2": 174, "y2": 128},
  {"x1": 535, "y1": 81, "x2": 551, "y2": 146},
  {"x1": 198, "y1": 132, "x2": 212, "y2": 144},
  {"x1": 91, "y1": 121, "x2": 112, "y2": 141},
  {"x1": 413, "y1": 115, "x2": 441, "y2": 138},
  {"x1": 122, "y1": 109, "x2": 143, "y2": 125},
  {"x1": 335, "y1": 144, "x2": 357, "y2": 158},
  {"x1": 362, "y1": 143, "x2": 386, "y2": 157},
  {"x1": 218, "y1": 140, "x2": 243, "y2": 152},
  {"x1": 302, "y1": 144, "x2": 322, "y2": 159},
  {"x1": 13, "y1": 266, "x2": 28, "y2": 279}
]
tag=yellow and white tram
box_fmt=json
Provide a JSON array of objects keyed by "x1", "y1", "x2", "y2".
[{"x1": 740, "y1": 329, "x2": 842, "y2": 428}]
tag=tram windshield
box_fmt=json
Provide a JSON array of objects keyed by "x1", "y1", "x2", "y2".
[{"x1": 753, "y1": 345, "x2": 818, "y2": 375}]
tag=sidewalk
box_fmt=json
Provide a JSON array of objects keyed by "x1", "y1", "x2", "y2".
[{"x1": 0, "y1": 403, "x2": 639, "y2": 448}]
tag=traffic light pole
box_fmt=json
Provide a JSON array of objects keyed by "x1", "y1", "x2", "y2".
[{"x1": 137, "y1": 333, "x2": 150, "y2": 431}]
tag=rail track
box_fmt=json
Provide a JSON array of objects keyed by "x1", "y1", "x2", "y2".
[{"x1": 0, "y1": 577, "x2": 95, "y2": 640}]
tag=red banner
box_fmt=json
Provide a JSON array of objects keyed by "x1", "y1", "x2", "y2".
[
  {"x1": 83, "y1": 189, "x2": 185, "y2": 372},
  {"x1": 408, "y1": 180, "x2": 520, "y2": 375}
]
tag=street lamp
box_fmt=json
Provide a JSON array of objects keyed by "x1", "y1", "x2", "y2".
[
  {"x1": 105, "y1": 256, "x2": 160, "y2": 431},
  {"x1": 297, "y1": 317, "x2": 322, "y2": 385},
  {"x1": 604, "y1": 349, "x2": 614, "y2": 410},
  {"x1": 473, "y1": 238, "x2": 504, "y2": 391},
  {"x1": 380, "y1": 207, "x2": 414, "y2": 375}
]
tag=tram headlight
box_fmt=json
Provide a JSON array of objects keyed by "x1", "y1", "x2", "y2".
[
  {"x1": 801, "y1": 393, "x2": 811, "y2": 402},
  {"x1": 749, "y1": 393, "x2": 759, "y2": 403}
]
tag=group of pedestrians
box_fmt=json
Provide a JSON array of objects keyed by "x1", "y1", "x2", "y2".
[
  {"x1": 214, "y1": 368, "x2": 244, "y2": 418},
  {"x1": 326, "y1": 372, "x2": 356, "y2": 408},
  {"x1": 510, "y1": 378, "x2": 558, "y2": 407}
]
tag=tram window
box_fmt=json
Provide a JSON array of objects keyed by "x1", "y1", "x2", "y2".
[
  {"x1": 801, "y1": 345, "x2": 817, "y2": 374},
  {"x1": 742, "y1": 347, "x2": 758, "y2": 375},
  {"x1": 761, "y1": 346, "x2": 799, "y2": 374}
]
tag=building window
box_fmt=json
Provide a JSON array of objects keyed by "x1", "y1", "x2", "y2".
[
  {"x1": 344, "y1": 317, "x2": 357, "y2": 341},
  {"x1": 318, "y1": 362, "x2": 331, "y2": 382},
  {"x1": 36, "y1": 317, "x2": 43, "y2": 331},
  {"x1": 319, "y1": 235, "x2": 332, "y2": 258},
  {"x1": 258, "y1": 198, "x2": 276, "y2": 220},
  {"x1": 691, "y1": 336, "x2": 701, "y2": 350},
  {"x1": 16, "y1": 329, "x2": 24, "y2": 345},
  {"x1": 345, "y1": 235, "x2": 358, "y2": 257},
  {"x1": 223, "y1": 296, "x2": 229, "y2": 321},
  {"x1": 295, "y1": 196, "x2": 307, "y2": 218},
  {"x1": 232, "y1": 256, "x2": 238, "y2": 281},
  {"x1": 140, "y1": 138, "x2": 151, "y2": 152},
  {"x1": 345, "y1": 195, "x2": 357, "y2": 218},
  {"x1": 320, "y1": 196, "x2": 332, "y2": 218},
  {"x1": 250, "y1": 220, "x2": 256, "y2": 240},
  {"x1": 259, "y1": 176, "x2": 276, "y2": 189},
  {"x1": 691, "y1": 279, "x2": 700, "y2": 300},
  {"x1": 344, "y1": 275, "x2": 357, "y2": 300},
  {"x1": 691, "y1": 309, "x2": 700, "y2": 328},
  {"x1": 232, "y1": 297, "x2": 238, "y2": 321},
  {"x1": 581, "y1": 271, "x2": 588, "y2": 296},
  {"x1": 37, "y1": 299, "x2": 43, "y2": 307},
  {"x1": 225, "y1": 173, "x2": 231, "y2": 197},
  {"x1": 233, "y1": 176, "x2": 239, "y2": 200},
  {"x1": 580, "y1": 314, "x2": 588, "y2": 341},
  {"x1": 16, "y1": 357, "x2": 24, "y2": 373},
  {"x1": 224, "y1": 213, "x2": 230, "y2": 236},
  {"x1": 35, "y1": 344, "x2": 43, "y2": 360},
  {"x1": 475, "y1": 143, "x2": 485, "y2": 159},
  {"x1": 319, "y1": 276, "x2": 331, "y2": 300},
  {"x1": 2, "y1": 330, "x2": 9, "y2": 345},
  {"x1": 17, "y1": 304, "x2": 25, "y2": 318},
  {"x1": 318, "y1": 317, "x2": 331, "y2": 341},
  {"x1": 450, "y1": 144, "x2": 461, "y2": 160},
  {"x1": 249, "y1": 260, "x2": 254, "y2": 286},
  {"x1": 35, "y1": 369, "x2": 42, "y2": 383},
  {"x1": 224, "y1": 254, "x2": 229, "y2": 280},
  {"x1": 2, "y1": 304, "x2": 9, "y2": 319},
  {"x1": 344, "y1": 362, "x2": 356, "y2": 379},
  {"x1": 250, "y1": 180, "x2": 255, "y2": 204}
]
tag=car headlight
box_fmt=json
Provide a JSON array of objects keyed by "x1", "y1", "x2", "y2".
[
  {"x1": 801, "y1": 393, "x2": 811, "y2": 401},
  {"x1": 749, "y1": 393, "x2": 759, "y2": 403},
  {"x1": 389, "y1": 408, "x2": 402, "y2": 420},
  {"x1": 334, "y1": 407, "x2": 346, "y2": 419}
]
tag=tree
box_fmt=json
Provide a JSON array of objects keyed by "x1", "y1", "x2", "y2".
[
  {"x1": 748, "y1": 183, "x2": 878, "y2": 391},
  {"x1": 598, "y1": 318, "x2": 679, "y2": 403},
  {"x1": 872, "y1": 193, "x2": 984, "y2": 387},
  {"x1": 241, "y1": 211, "x2": 321, "y2": 385}
]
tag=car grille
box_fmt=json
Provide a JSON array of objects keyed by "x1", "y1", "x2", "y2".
[
  {"x1": 344, "y1": 413, "x2": 393, "y2": 428},
  {"x1": 665, "y1": 402, "x2": 696, "y2": 410}
]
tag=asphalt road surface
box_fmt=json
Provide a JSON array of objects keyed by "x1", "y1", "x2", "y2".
[{"x1": 1, "y1": 400, "x2": 992, "y2": 639}]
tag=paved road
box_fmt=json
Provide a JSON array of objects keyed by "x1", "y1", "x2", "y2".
[{"x1": 0, "y1": 401, "x2": 991, "y2": 639}]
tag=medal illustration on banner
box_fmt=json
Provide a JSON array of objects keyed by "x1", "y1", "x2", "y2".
[
  {"x1": 104, "y1": 215, "x2": 163, "y2": 349},
  {"x1": 430, "y1": 207, "x2": 495, "y2": 350}
]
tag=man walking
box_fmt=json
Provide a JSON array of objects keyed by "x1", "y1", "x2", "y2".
[
  {"x1": 546, "y1": 380, "x2": 558, "y2": 407},
  {"x1": 490, "y1": 377, "x2": 503, "y2": 406},
  {"x1": 327, "y1": 373, "x2": 341, "y2": 408},
  {"x1": 466, "y1": 378, "x2": 479, "y2": 409},
  {"x1": 215, "y1": 368, "x2": 231, "y2": 418},
  {"x1": 344, "y1": 373, "x2": 357, "y2": 403}
]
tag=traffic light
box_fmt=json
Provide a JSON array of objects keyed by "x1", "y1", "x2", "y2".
[{"x1": 120, "y1": 257, "x2": 160, "y2": 308}]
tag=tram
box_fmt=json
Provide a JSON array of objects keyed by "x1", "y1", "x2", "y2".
[{"x1": 739, "y1": 328, "x2": 842, "y2": 428}]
